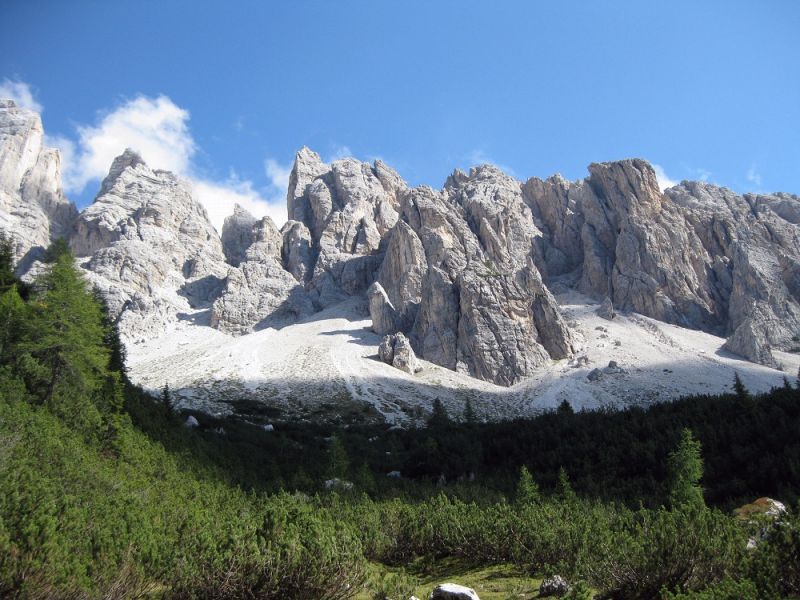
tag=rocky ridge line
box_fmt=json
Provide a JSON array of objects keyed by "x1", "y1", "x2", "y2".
[{"x1": 1, "y1": 97, "x2": 798, "y2": 384}]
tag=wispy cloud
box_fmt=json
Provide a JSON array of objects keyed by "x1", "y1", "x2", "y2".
[
  {"x1": 60, "y1": 95, "x2": 195, "y2": 194},
  {"x1": 465, "y1": 149, "x2": 516, "y2": 177},
  {"x1": 193, "y1": 175, "x2": 285, "y2": 232},
  {"x1": 262, "y1": 158, "x2": 293, "y2": 226},
  {"x1": 0, "y1": 78, "x2": 42, "y2": 113},
  {"x1": 652, "y1": 164, "x2": 677, "y2": 192},
  {"x1": 746, "y1": 164, "x2": 762, "y2": 187},
  {"x1": 326, "y1": 144, "x2": 352, "y2": 162},
  {"x1": 49, "y1": 93, "x2": 283, "y2": 231}
]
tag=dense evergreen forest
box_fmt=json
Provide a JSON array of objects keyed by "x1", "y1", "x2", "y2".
[{"x1": 1, "y1": 232, "x2": 799, "y2": 599}]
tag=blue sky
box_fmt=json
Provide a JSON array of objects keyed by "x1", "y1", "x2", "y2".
[{"x1": 1, "y1": 1, "x2": 799, "y2": 229}]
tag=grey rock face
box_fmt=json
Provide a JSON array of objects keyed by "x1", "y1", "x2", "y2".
[
  {"x1": 390, "y1": 334, "x2": 420, "y2": 373},
  {"x1": 378, "y1": 332, "x2": 418, "y2": 373},
  {"x1": 220, "y1": 203, "x2": 257, "y2": 266},
  {"x1": 597, "y1": 296, "x2": 616, "y2": 320},
  {"x1": 0, "y1": 99, "x2": 77, "y2": 272},
  {"x1": 285, "y1": 148, "x2": 405, "y2": 308},
  {"x1": 281, "y1": 219, "x2": 314, "y2": 283},
  {"x1": 367, "y1": 281, "x2": 400, "y2": 335},
  {"x1": 71, "y1": 149, "x2": 229, "y2": 342},
  {"x1": 378, "y1": 332, "x2": 422, "y2": 374},
  {"x1": 393, "y1": 166, "x2": 576, "y2": 386},
  {"x1": 375, "y1": 219, "x2": 427, "y2": 329},
  {"x1": 524, "y1": 160, "x2": 800, "y2": 367},
  {"x1": 211, "y1": 215, "x2": 313, "y2": 333},
  {"x1": 3, "y1": 101, "x2": 797, "y2": 385}
]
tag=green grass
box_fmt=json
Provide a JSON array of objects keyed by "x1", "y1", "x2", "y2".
[{"x1": 356, "y1": 558, "x2": 546, "y2": 600}]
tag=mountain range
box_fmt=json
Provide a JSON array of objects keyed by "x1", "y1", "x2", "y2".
[{"x1": 2, "y1": 97, "x2": 799, "y2": 423}]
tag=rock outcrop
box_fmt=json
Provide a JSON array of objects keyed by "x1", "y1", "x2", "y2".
[
  {"x1": 0, "y1": 99, "x2": 76, "y2": 272},
  {"x1": 367, "y1": 281, "x2": 400, "y2": 335},
  {"x1": 285, "y1": 148, "x2": 405, "y2": 308},
  {"x1": 211, "y1": 210, "x2": 313, "y2": 333},
  {"x1": 378, "y1": 332, "x2": 422, "y2": 374},
  {"x1": 539, "y1": 575, "x2": 570, "y2": 597},
  {"x1": 372, "y1": 166, "x2": 577, "y2": 386},
  {"x1": 596, "y1": 296, "x2": 616, "y2": 320},
  {"x1": 3, "y1": 97, "x2": 798, "y2": 387},
  {"x1": 430, "y1": 583, "x2": 481, "y2": 600},
  {"x1": 220, "y1": 203, "x2": 258, "y2": 266},
  {"x1": 524, "y1": 160, "x2": 800, "y2": 366},
  {"x1": 71, "y1": 149, "x2": 229, "y2": 341}
]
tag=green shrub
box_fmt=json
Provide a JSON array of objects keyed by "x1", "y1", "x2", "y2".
[
  {"x1": 364, "y1": 569, "x2": 420, "y2": 600},
  {"x1": 660, "y1": 577, "x2": 758, "y2": 599},
  {"x1": 585, "y1": 507, "x2": 748, "y2": 600},
  {"x1": 748, "y1": 508, "x2": 800, "y2": 598},
  {"x1": 168, "y1": 494, "x2": 365, "y2": 600}
]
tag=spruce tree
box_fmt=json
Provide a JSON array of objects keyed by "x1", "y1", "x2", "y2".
[
  {"x1": 0, "y1": 284, "x2": 26, "y2": 365},
  {"x1": 161, "y1": 383, "x2": 173, "y2": 415},
  {"x1": 667, "y1": 428, "x2": 705, "y2": 510},
  {"x1": 556, "y1": 466, "x2": 577, "y2": 502},
  {"x1": 20, "y1": 245, "x2": 109, "y2": 431},
  {"x1": 93, "y1": 289, "x2": 127, "y2": 378},
  {"x1": 328, "y1": 435, "x2": 350, "y2": 479},
  {"x1": 463, "y1": 398, "x2": 476, "y2": 424},
  {"x1": 516, "y1": 465, "x2": 541, "y2": 505},
  {"x1": 733, "y1": 372, "x2": 749, "y2": 401},
  {"x1": 0, "y1": 231, "x2": 16, "y2": 293},
  {"x1": 557, "y1": 399, "x2": 574, "y2": 415},
  {"x1": 428, "y1": 398, "x2": 450, "y2": 428}
]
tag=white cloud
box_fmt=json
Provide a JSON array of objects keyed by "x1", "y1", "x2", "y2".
[
  {"x1": 51, "y1": 93, "x2": 289, "y2": 231},
  {"x1": 327, "y1": 144, "x2": 352, "y2": 162},
  {"x1": 0, "y1": 78, "x2": 43, "y2": 113},
  {"x1": 692, "y1": 168, "x2": 711, "y2": 182},
  {"x1": 265, "y1": 158, "x2": 292, "y2": 193},
  {"x1": 193, "y1": 177, "x2": 285, "y2": 232},
  {"x1": 261, "y1": 158, "x2": 293, "y2": 228},
  {"x1": 746, "y1": 164, "x2": 762, "y2": 187},
  {"x1": 62, "y1": 95, "x2": 195, "y2": 193},
  {"x1": 466, "y1": 149, "x2": 516, "y2": 177},
  {"x1": 652, "y1": 164, "x2": 678, "y2": 192}
]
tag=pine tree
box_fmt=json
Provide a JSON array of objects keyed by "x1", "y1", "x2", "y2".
[
  {"x1": 0, "y1": 284, "x2": 26, "y2": 364},
  {"x1": 428, "y1": 398, "x2": 450, "y2": 428},
  {"x1": 556, "y1": 466, "x2": 577, "y2": 502},
  {"x1": 733, "y1": 372, "x2": 750, "y2": 401},
  {"x1": 19, "y1": 245, "x2": 109, "y2": 430},
  {"x1": 161, "y1": 383, "x2": 173, "y2": 415},
  {"x1": 43, "y1": 237, "x2": 70, "y2": 263},
  {"x1": 463, "y1": 398, "x2": 476, "y2": 424},
  {"x1": 93, "y1": 289, "x2": 127, "y2": 378},
  {"x1": 516, "y1": 465, "x2": 541, "y2": 505},
  {"x1": 557, "y1": 399, "x2": 574, "y2": 415},
  {"x1": 328, "y1": 435, "x2": 350, "y2": 479},
  {"x1": 0, "y1": 231, "x2": 16, "y2": 294},
  {"x1": 667, "y1": 428, "x2": 705, "y2": 510}
]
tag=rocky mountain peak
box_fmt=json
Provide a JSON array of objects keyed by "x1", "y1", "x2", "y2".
[
  {"x1": 3, "y1": 102, "x2": 798, "y2": 395},
  {"x1": 98, "y1": 148, "x2": 146, "y2": 196},
  {"x1": 71, "y1": 151, "x2": 228, "y2": 341},
  {"x1": 0, "y1": 98, "x2": 76, "y2": 272},
  {"x1": 220, "y1": 203, "x2": 257, "y2": 266}
]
